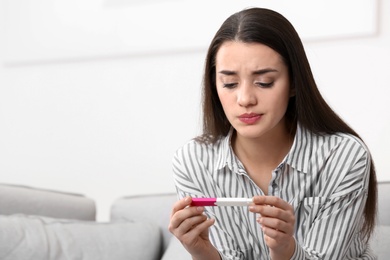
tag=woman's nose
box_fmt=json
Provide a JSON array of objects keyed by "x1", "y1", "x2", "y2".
[{"x1": 237, "y1": 84, "x2": 257, "y2": 107}]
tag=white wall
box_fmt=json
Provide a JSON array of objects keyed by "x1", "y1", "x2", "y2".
[{"x1": 0, "y1": 0, "x2": 388, "y2": 221}]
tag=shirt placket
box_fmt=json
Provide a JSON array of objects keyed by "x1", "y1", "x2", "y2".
[{"x1": 269, "y1": 163, "x2": 284, "y2": 197}]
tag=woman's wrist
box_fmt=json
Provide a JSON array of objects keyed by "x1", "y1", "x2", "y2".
[
  {"x1": 269, "y1": 237, "x2": 296, "y2": 260},
  {"x1": 191, "y1": 243, "x2": 221, "y2": 260}
]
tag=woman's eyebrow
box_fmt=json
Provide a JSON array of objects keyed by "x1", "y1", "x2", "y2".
[
  {"x1": 218, "y1": 68, "x2": 278, "y2": 76},
  {"x1": 252, "y1": 68, "x2": 278, "y2": 75},
  {"x1": 218, "y1": 70, "x2": 236, "y2": 76}
]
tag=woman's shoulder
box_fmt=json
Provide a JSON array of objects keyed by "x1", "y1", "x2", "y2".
[
  {"x1": 173, "y1": 134, "x2": 226, "y2": 160},
  {"x1": 177, "y1": 135, "x2": 223, "y2": 150},
  {"x1": 333, "y1": 132, "x2": 371, "y2": 158},
  {"x1": 300, "y1": 126, "x2": 369, "y2": 153},
  {"x1": 330, "y1": 132, "x2": 369, "y2": 152},
  {"x1": 295, "y1": 126, "x2": 371, "y2": 166},
  {"x1": 305, "y1": 130, "x2": 371, "y2": 163}
]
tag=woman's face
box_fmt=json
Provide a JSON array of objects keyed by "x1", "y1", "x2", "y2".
[{"x1": 215, "y1": 41, "x2": 293, "y2": 140}]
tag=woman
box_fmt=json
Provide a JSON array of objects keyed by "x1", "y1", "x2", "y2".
[{"x1": 168, "y1": 7, "x2": 377, "y2": 260}]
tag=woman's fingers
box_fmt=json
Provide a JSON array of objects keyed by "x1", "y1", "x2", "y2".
[
  {"x1": 171, "y1": 207, "x2": 207, "y2": 235},
  {"x1": 254, "y1": 205, "x2": 295, "y2": 226},
  {"x1": 170, "y1": 196, "x2": 192, "y2": 218},
  {"x1": 170, "y1": 197, "x2": 202, "y2": 228},
  {"x1": 252, "y1": 196, "x2": 293, "y2": 211},
  {"x1": 249, "y1": 196, "x2": 295, "y2": 235},
  {"x1": 169, "y1": 197, "x2": 214, "y2": 237},
  {"x1": 168, "y1": 197, "x2": 215, "y2": 250},
  {"x1": 180, "y1": 217, "x2": 215, "y2": 244},
  {"x1": 258, "y1": 214, "x2": 294, "y2": 236},
  {"x1": 251, "y1": 196, "x2": 294, "y2": 218}
]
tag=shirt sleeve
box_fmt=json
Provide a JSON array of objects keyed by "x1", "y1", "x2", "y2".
[
  {"x1": 172, "y1": 144, "x2": 203, "y2": 198},
  {"x1": 172, "y1": 144, "x2": 248, "y2": 260},
  {"x1": 291, "y1": 141, "x2": 372, "y2": 259}
]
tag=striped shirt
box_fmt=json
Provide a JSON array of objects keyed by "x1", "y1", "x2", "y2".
[{"x1": 172, "y1": 125, "x2": 376, "y2": 259}]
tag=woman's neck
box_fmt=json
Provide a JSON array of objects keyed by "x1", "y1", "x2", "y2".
[{"x1": 232, "y1": 124, "x2": 295, "y2": 169}]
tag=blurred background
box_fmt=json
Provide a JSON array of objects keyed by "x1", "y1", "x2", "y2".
[{"x1": 0, "y1": 0, "x2": 388, "y2": 221}]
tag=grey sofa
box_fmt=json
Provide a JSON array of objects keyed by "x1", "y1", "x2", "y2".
[
  {"x1": 1, "y1": 182, "x2": 389, "y2": 259},
  {"x1": 0, "y1": 183, "x2": 163, "y2": 260}
]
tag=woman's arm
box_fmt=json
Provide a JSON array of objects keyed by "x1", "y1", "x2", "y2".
[{"x1": 250, "y1": 145, "x2": 371, "y2": 259}]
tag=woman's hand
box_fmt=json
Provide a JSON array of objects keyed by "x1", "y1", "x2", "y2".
[
  {"x1": 168, "y1": 196, "x2": 221, "y2": 260},
  {"x1": 249, "y1": 196, "x2": 296, "y2": 260}
]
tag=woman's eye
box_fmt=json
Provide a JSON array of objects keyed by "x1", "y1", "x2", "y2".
[
  {"x1": 256, "y1": 82, "x2": 274, "y2": 88},
  {"x1": 223, "y1": 83, "x2": 237, "y2": 89}
]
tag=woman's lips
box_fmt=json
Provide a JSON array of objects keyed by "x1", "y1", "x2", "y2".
[{"x1": 238, "y1": 113, "x2": 262, "y2": 124}]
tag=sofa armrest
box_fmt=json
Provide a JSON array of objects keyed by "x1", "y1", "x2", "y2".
[
  {"x1": 0, "y1": 183, "x2": 96, "y2": 221},
  {"x1": 377, "y1": 181, "x2": 390, "y2": 225},
  {"x1": 371, "y1": 225, "x2": 390, "y2": 259},
  {"x1": 110, "y1": 193, "x2": 177, "y2": 251}
]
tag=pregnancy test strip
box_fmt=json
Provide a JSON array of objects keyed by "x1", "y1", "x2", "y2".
[{"x1": 191, "y1": 198, "x2": 253, "y2": 207}]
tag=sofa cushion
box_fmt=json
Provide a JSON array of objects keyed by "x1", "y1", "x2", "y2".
[
  {"x1": 0, "y1": 183, "x2": 96, "y2": 220},
  {"x1": 377, "y1": 182, "x2": 390, "y2": 225},
  {"x1": 0, "y1": 214, "x2": 161, "y2": 260},
  {"x1": 110, "y1": 193, "x2": 177, "y2": 250}
]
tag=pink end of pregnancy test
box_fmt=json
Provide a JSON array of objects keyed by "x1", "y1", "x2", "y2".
[{"x1": 191, "y1": 198, "x2": 253, "y2": 207}]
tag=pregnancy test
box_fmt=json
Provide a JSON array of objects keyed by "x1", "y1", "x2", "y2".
[{"x1": 191, "y1": 198, "x2": 253, "y2": 207}]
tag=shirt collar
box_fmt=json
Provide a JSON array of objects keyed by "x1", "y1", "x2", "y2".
[
  {"x1": 215, "y1": 128, "x2": 239, "y2": 172},
  {"x1": 285, "y1": 124, "x2": 312, "y2": 174},
  {"x1": 215, "y1": 124, "x2": 312, "y2": 174}
]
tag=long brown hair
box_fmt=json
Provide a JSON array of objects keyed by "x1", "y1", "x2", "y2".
[{"x1": 200, "y1": 7, "x2": 377, "y2": 240}]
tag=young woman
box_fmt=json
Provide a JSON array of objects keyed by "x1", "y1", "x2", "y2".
[{"x1": 168, "y1": 7, "x2": 377, "y2": 260}]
